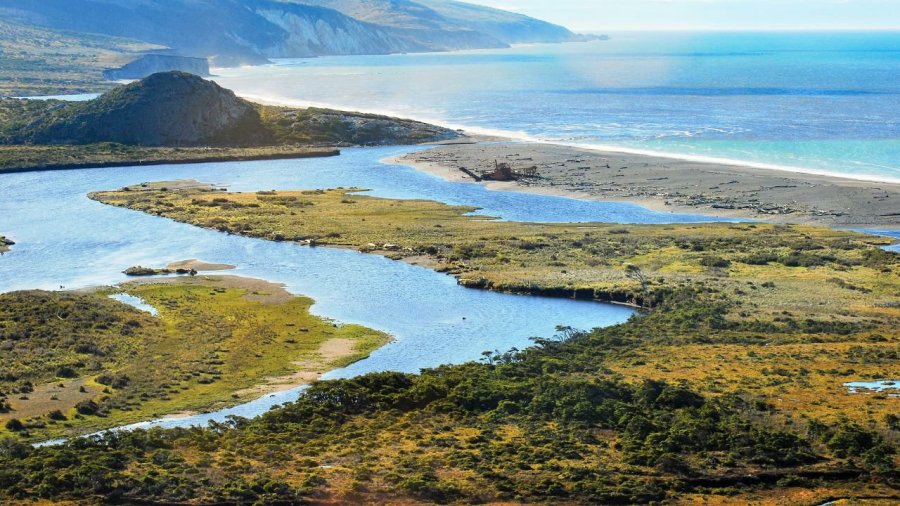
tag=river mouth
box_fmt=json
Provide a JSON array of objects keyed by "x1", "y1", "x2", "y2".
[{"x1": 2, "y1": 145, "x2": 743, "y2": 436}]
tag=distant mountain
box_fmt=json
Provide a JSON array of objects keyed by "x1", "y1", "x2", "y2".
[
  {"x1": 103, "y1": 55, "x2": 211, "y2": 81},
  {"x1": 0, "y1": 72, "x2": 457, "y2": 147},
  {"x1": 0, "y1": 18, "x2": 164, "y2": 95},
  {"x1": 289, "y1": 0, "x2": 588, "y2": 45},
  {"x1": 0, "y1": 0, "x2": 592, "y2": 67}
]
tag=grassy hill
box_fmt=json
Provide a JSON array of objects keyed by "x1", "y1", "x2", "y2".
[
  {"x1": 0, "y1": 72, "x2": 457, "y2": 171},
  {"x1": 0, "y1": 71, "x2": 456, "y2": 148}
]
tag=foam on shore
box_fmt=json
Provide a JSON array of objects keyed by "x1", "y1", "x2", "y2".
[{"x1": 232, "y1": 90, "x2": 900, "y2": 185}]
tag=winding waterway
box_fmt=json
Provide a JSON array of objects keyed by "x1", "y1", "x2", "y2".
[{"x1": 2, "y1": 146, "x2": 732, "y2": 433}]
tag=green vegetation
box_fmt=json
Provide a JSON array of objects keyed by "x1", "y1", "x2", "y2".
[
  {"x1": 0, "y1": 293, "x2": 896, "y2": 504},
  {"x1": 0, "y1": 19, "x2": 162, "y2": 96},
  {"x1": 257, "y1": 105, "x2": 459, "y2": 146},
  {"x1": 0, "y1": 277, "x2": 389, "y2": 441},
  {"x1": 0, "y1": 184, "x2": 895, "y2": 504},
  {"x1": 0, "y1": 144, "x2": 338, "y2": 174}
]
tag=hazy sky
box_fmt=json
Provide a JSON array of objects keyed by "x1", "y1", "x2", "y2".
[{"x1": 467, "y1": 1, "x2": 900, "y2": 32}]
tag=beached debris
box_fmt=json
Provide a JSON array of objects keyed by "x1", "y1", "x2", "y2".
[{"x1": 480, "y1": 160, "x2": 540, "y2": 182}]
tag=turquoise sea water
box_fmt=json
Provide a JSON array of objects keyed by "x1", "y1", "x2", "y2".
[{"x1": 214, "y1": 31, "x2": 900, "y2": 182}]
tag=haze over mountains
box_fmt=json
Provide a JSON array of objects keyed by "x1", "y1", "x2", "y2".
[{"x1": 0, "y1": 0, "x2": 591, "y2": 67}]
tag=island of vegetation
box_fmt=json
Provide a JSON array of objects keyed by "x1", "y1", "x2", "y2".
[
  {"x1": 1, "y1": 182, "x2": 888, "y2": 504},
  {"x1": 0, "y1": 275, "x2": 390, "y2": 442},
  {"x1": 0, "y1": 71, "x2": 458, "y2": 173},
  {"x1": 0, "y1": 235, "x2": 12, "y2": 253}
]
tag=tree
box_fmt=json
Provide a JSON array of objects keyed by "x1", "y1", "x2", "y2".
[{"x1": 625, "y1": 264, "x2": 649, "y2": 307}]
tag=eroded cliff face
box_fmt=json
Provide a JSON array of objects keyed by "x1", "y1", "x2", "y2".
[{"x1": 255, "y1": 8, "x2": 420, "y2": 57}]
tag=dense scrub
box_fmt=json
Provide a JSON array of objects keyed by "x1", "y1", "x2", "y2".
[
  {"x1": 0, "y1": 291, "x2": 896, "y2": 504},
  {"x1": 0, "y1": 144, "x2": 337, "y2": 174}
]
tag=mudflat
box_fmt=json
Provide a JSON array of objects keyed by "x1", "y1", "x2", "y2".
[{"x1": 395, "y1": 142, "x2": 900, "y2": 229}]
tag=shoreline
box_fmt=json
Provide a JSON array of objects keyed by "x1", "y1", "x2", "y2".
[
  {"x1": 0, "y1": 147, "x2": 340, "y2": 175},
  {"x1": 227, "y1": 90, "x2": 899, "y2": 186},
  {"x1": 389, "y1": 141, "x2": 900, "y2": 230}
]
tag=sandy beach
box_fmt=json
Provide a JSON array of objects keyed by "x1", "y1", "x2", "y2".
[{"x1": 393, "y1": 141, "x2": 900, "y2": 229}]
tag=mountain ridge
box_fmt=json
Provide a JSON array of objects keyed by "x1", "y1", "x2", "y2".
[{"x1": 0, "y1": 0, "x2": 593, "y2": 67}]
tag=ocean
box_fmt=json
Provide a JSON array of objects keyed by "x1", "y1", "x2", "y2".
[{"x1": 213, "y1": 31, "x2": 900, "y2": 182}]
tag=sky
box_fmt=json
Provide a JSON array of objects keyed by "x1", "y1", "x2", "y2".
[{"x1": 467, "y1": 0, "x2": 900, "y2": 32}]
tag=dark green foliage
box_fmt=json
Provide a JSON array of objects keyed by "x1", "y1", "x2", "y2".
[
  {"x1": 700, "y1": 255, "x2": 731, "y2": 268},
  {"x1": 0, "y1": 290, "x2": 154, "y2": 390}
]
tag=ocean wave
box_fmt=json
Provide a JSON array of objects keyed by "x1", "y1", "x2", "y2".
[{"x1": 553, "y1": 87, "x2": 888, "y2": 97}]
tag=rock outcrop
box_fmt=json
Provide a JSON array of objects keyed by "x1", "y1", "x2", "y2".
[
  {"x1": 103, "y1": 54, "x2": 210, "y2": 80},
  {"x1": 21, "y1": 72, "x2": 264, "y2": 146}
]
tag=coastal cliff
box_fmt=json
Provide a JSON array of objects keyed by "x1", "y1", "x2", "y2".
[{"x1": 0, "y1": 0, "x2": 593, "y2": 67}]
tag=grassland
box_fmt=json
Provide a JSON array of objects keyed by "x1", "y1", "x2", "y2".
[
  {"x1": 0, "y1": 19, "x2": 162, "y2": 96},
  {"x1": 0, "y1": 144, "x2": 339, "y2": 174},
  {"x1": 0, "y1": 276, "x2": 390, "y2": 441}
]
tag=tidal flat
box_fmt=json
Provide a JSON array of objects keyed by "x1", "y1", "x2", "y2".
[{"x1": 396, "y1": 142, "x2": 900, "y2": 229}]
